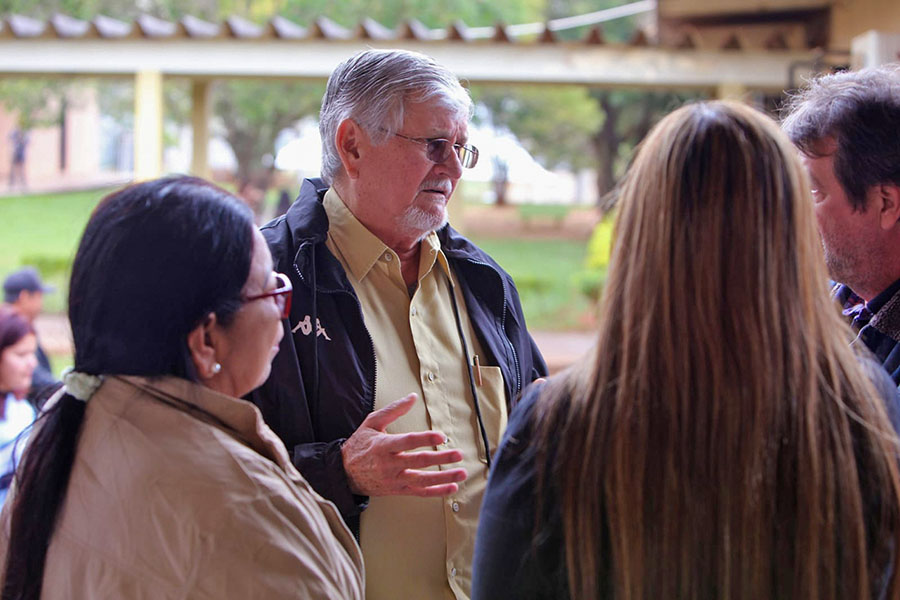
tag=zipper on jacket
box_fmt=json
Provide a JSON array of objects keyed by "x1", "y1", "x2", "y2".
[
  {"x1": 466, "y1": 258, "x2": 522, "y2": 396},
  {"x1": 294, "y1": 260, "x2": 378, "y2": 415}
]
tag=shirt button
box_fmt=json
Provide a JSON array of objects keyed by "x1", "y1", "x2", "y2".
[
  {"x1": 451, "y1": 501, "x2": 460, "y2": 513},
  {"x1": 450, "y1": 567, "x2": 457, "y2": 577},
  {"x1": 427, "y1": 372, "x2": 435, "y2": 382},
  {"x1": 410, "y1": 307, "x2": 417, "y2": 317},
  {"x1": 383, "y1": 252, "x2": 392, "y2": 262}
]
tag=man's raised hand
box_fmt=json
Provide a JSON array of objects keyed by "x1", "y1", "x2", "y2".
[{"x1": 341, "y1": 394, "x2": 468, "y2": 497}]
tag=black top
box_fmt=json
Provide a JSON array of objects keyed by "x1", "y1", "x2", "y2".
[
  {"x1": 472, "y1": 360, "x2": 900, "y2": 599},
  {"x1": 472, "y1": 384, "x2": 568, "y2": 600}
]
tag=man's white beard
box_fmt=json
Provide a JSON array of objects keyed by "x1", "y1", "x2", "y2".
[{"x1": 397, "y1": 204, "x2": 448, "y2": 241}]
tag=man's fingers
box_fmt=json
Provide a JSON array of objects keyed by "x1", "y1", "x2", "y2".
[
  {"x1": 400, "y1": 467, "x2": 468, "y2": 494},
  {"x1": 406, "y1": 482, "x2": 461, "y2": 498},
  {"x1": 397, "y1": 449, "x2": 464, "y2": 469},
  {"x1": 363, "y1": 393, "x2": 417, "y2": 431},
  {"x1": 384, "y1": 430, "x2": 449, "y2": 453}
]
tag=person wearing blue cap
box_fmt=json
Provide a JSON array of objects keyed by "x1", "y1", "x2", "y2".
[{"x1": 3, "y1": 266, "x2": 56, "y2": 402}]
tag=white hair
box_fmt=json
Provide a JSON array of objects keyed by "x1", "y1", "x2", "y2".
[{"x1": 318, "y1": 49, "x2": 473, "y2": 185}]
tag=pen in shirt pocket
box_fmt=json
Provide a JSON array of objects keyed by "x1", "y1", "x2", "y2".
[{"x1": 473, "y1": 354, "x2": 483, "y2": 386}]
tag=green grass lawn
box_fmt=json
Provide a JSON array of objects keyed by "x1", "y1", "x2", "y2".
[
  {"x1": 468, "y1": 236, "x2": 593, "y2": 331},
  {"x1": 0, "y1": 188, "x2": 112, "y2": 313}
]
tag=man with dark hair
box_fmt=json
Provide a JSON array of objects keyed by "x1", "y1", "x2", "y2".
[
  {"x1": 251, "y1": 49, "x2": 546, "y2": 599},
  {"x1": 8, "y1": 128, "x2": 28, "y2": 190},
  {"x1": 3, "y1": 266, "x2": 56, "y2": 401},
  {"x1": 783, "y1": 65, "x2": 900, "y2": 383}
]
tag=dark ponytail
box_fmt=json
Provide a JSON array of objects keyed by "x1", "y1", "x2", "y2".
[{"x1": 1, "y1": 176, "x2": 254, "y2": 599}]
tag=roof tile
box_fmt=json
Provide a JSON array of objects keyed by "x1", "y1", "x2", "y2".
[
  {"x1": 448, "y1": 20, "x2": 470, "y2": 42},
  {"x1": 180, "y1": 15, "x2": 220, "y2": 38},
  {"x1": 136, "y1": 14, "x2": 176, "y2": 38},
  {"x1": 93, "y1": 15, "x2": 131, "y2": 38},
  {"x1": 50, "y1": 13, "x2": 89, "y2": 37},
  {"x1": 0, "y1": 10, "x2": 821, "y2": 52},
  {"x1": 492, "y1": 23, "x2": 513, "y2": 43},
  {"x1": 225, "y1": 15, "x2": 263, "y2": 38},
  {"x1": 357, "y1": 17, "x2": 393, "y2": 40},
  {"x1": 8, "y1": 14, "x2": 45, "y2": 38},
  {"x1": 400, "y1": 19, "x2": 434, "y2": 40},
  {"x1": 268, "y1": 15, "x2": 306, "y2": 39},
  {"x1": 312, "y1": 16, "x2": 350, "y2": 39}
]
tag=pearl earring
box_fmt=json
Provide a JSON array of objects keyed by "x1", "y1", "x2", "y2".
[{"x1": 212, "y1": 363, "x2": 222, "y2": 375}]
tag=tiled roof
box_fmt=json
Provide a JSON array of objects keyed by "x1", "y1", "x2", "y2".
[{"x1": 0, "y1": 12, "x2": 818, "y2": 51}]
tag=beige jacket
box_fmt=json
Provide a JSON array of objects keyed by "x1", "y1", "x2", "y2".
[{"x1": 0, "y1": 375, "x2": 364, "y2": 599}]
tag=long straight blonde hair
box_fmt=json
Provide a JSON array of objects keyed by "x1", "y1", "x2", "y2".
[{"x1": 536, "y1": 101, "x2": 900, "y2": 599}]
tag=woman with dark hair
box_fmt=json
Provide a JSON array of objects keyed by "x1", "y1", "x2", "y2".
[
  {"x1": 0, "y1": 307, "x2": 37, "y2": 504},
  {"x1": 472, "y1": 101, "x2": 900, "y2": 600},
  {"x1": 0, "y1": 177, "x2": 363, "y2": 599}
]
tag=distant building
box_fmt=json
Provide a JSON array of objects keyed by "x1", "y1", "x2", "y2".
[
  {"x1": 657, "y1": 0, "x2": 900, "y2": 72},
  {"x1": 0, "y1": 86, "x2": 102, "y2": 191}
]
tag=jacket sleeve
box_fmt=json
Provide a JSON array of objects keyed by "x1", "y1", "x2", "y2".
[
  {"x1": 248, "y1": 320, "x2": 368, "y2": 521},
  {"x1": 290, "y1": 439, "x2": 368, "y2": 519}
]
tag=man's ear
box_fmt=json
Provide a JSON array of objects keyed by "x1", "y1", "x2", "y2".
[
  {"x1": 335, "y1": 119, "x2": 366, "y2": 180},
  {"x1": 186, "y1": 312, "x2": 219, "y2": 381},
  {"x1": 876, "y1": 183, "x2": 900, "y2": 230}
]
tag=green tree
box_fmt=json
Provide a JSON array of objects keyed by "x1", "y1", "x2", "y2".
[
  {"x1": 590, "y1": 89, "x2": 705, "y2": 209},
  {"x1": 0, "y1": 78, "x2": 68, "y2": 130},
  {"x1": 472, "y1": 84, "x2": 601, "y2": 204},
  {"x1": 474, "y1": 1, "x2": 704, "y2": 208},
  {"x1": 213, "y1": 79, "x2": 323, "y2": 187}
]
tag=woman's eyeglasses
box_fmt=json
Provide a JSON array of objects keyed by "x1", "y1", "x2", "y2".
[
  {"x1": 245, "y1": 272, "x2": 292, "y2": 319},
  {"x1": 392, "y1": 132, "x2": 479, "y2": 169}
]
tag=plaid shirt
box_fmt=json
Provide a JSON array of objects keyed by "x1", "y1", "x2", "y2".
[{"x1": 834, "y1": 279, "x2": 900, "y2": 386}]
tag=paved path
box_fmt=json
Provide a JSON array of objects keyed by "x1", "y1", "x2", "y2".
[
  {"x1": 35, "y1": 314, "x2": 596, "y2": 375},
  {"x1": 530, "y1": 330, "x2": 595, "y2": 374},
  {"x1": 35, "y1": 314, "x2": 73, "y2": 356}
]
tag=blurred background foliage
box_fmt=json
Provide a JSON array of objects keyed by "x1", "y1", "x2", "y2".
[
  {"x1": 0, "y1": 0, "x2": 702, "y2": 202},
  {"x1": 0, "y1": 0, "x2": 704, "y2": 331}
]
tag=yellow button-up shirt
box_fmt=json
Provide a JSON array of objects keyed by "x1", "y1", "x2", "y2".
[{"x1": 324, "y1": 189, "x2": 508, "y2": 600}]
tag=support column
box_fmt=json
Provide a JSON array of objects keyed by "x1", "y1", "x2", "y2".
[
  {"x1": 716, "y1": 81, "x2": 747, "y2": 101},
  {"x1": 133, "y1": 70, "x2": 163, "y2": 180},
  {"x1": 191, "y1": 78, "x2": 212, "y2": 180}
]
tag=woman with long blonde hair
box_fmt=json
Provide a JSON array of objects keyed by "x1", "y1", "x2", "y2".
[{"x1": 472, "y1": 101, "x2": 900, "y2": 600}]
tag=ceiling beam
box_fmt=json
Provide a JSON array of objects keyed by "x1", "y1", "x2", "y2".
[{"x1": 0, "y1": 39, "x2": 816, "y2": 90}]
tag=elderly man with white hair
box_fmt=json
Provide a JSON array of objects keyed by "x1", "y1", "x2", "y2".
[{"x1": 250, "y1": 49, "x2": 547, "y2": 599}]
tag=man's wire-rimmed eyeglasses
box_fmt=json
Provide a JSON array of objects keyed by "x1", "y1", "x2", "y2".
[
  {"x1": 392, "y1": 132, "x2": 479, "y2": 169},
  {"x1": 245, "y1": 272, "x2": 293, "y2": 319}
]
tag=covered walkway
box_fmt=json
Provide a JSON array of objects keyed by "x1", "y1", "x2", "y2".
[{"x1": 0, "y1": 5, "x2": 826, "y2": 180}]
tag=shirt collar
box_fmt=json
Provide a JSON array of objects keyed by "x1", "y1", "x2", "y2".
[
  {"x1": 421, "y1": 228, "x2": 452, "y2": 282},
  {"x1": 323, "y1": 188, "x2": 389, "y2": 282},
  {"x1": 867, "y1": 277, "x2": 900, "y2": 316},
  {"x1": 323, "y1": 187, "x2": 450, "y2": 282}
]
